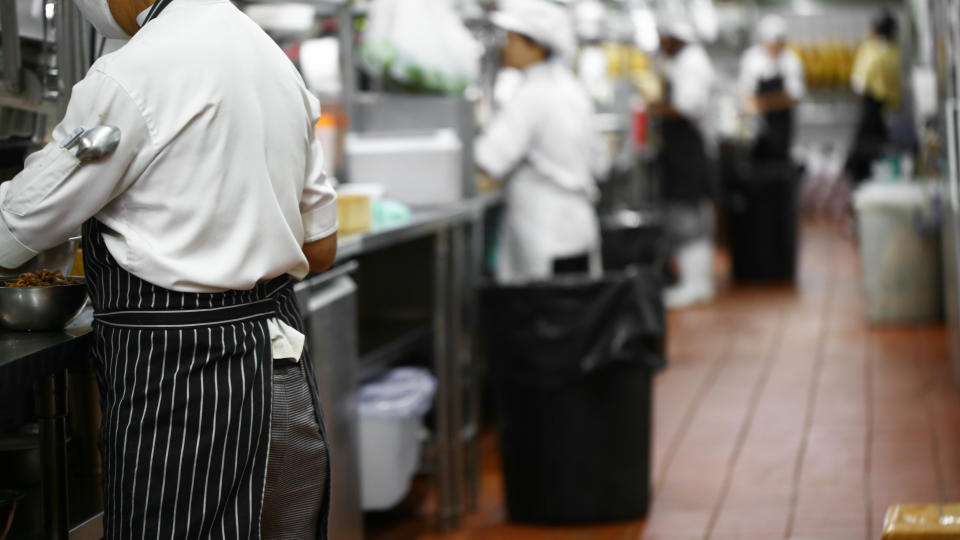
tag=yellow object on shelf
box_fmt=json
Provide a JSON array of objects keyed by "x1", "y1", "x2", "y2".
[
  {"x1": 793, "y1": 40, "x2": 858, "y2": 89},
  {"x1": 603, "y1": 43, "x2": 650, "y2": 80},
  {"x1": 883, "y1": 504, "x2": 960, "y2": 539},
  {"x1": 71, "y1": 248, "x2": 84, "y2": 277},
  {"x1": 337, "y1": 194, "x2": 373, "y2": 235}
]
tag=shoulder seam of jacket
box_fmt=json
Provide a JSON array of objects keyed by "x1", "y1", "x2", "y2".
[{"x1": 90, "y1": 67, "x2": 160, "y2": 152}]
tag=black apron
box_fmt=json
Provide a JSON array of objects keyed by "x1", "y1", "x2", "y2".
[
  {"x1": 751, "y1": 75, "x2": 794, "y2": 163},
  {"x1": 83, "y1": 219, "x2": 330, "y2": 539},
  {"x1": 845, "y1": 94, "x2": 888, "y2": 184},
  {"x1": 659, "y1": 57, "x2": 713, "y2": 205},
  {"x1": 660, "y1": 115, "x2": 713, "y2": 205}
]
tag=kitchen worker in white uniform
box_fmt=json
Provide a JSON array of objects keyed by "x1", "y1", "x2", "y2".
[
  {"x1": 476, "y1": 0, "x2": 610, "y2": 284},
  {"x1": 739, "y1": 15, "x2": 805, "y2": 162},
  {"x1": 0, "y1": 0, "x2": 338, "y2": 536},
  {"x1": 650, "y1": 18, "x2": 717, "y2": 308}
]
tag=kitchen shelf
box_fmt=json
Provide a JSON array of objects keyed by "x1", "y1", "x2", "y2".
[{"x1": 356, "y1": 320, "x2": 432, "y2": 383}]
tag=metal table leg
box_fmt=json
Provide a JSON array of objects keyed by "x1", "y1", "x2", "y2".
[
  {"x1": 36, "y1": 370, "x2": 69, "y2": 540},
  {"x1": 448, "y1": 224, "x2": 466, "y2": 522},
  {"x1": 433, "y1": 230, "x2": 458, "y2": 532},
  {"x1": 464, "y1": 217, "x2": 485, "y2": 512}
]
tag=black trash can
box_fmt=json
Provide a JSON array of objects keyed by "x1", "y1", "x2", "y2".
[
  {"x1": 480, "y1": 269, "x2": 666, "y2": 525},
  {"x1": 723, "y1": 156, "x2": 801, "y2": 282},
  {"x1": 600, "y1": 209, "x2": 665, "y2": 271}
]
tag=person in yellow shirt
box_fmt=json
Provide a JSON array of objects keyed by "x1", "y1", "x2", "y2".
[{"x1": 845, "y1": 10, "x2": 901, "y2": 184}]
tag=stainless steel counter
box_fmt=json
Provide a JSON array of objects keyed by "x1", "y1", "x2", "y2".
[
  {"x1": 335, "y1": 192, "x2": 502, "y2": 261},
  {"x1": 332, "y1": 193, "x2": 501, "y2": 532},
  {"x1": 0, "y1": 327, "x2": 92, "y2": 398}
]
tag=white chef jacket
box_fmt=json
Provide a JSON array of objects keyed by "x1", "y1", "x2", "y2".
[
  {"x1": 738, "y1": 45, "x2": 806, "y2": 102},
  {"x1": 0, "y1": 0, "x2": 337, "y2": 293},
  {"x1": 661, "y1": 43, "x2": 715, "y2": 141},
  {"x1": 476, "y1": 61, "x2": 608, "y2": 283}
]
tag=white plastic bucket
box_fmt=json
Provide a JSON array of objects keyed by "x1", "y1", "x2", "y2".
[
  {"x1": 357, "y1": 367, "x2": 436, "y2": 511},
  {"x1": 854, "y1": 181, "x2": 942, "y2": 324}
]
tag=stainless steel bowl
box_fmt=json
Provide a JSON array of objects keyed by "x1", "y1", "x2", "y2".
[
  {"x1": 0, "y1": 236, "x2": 81, "y2": 276},
  {"x1": 0, "y1": 277, "x2": 88, "y2": 332}
]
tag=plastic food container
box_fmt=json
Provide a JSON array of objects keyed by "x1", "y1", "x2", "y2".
[{"x1": 336, "y1": 183, "x2": 386, "y2": 235}]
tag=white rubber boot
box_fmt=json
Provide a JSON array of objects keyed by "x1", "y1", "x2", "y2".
[{"x1": 665, "y1": 239, "x2": 716, "y2": 309}]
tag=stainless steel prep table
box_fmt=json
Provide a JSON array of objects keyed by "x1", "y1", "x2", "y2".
[
  {"x1": 0, "y1": 326, "x2": 96, "y2": 540},
  {"x1": 334, "y1": 193, "x2": 501, "y2": 531}
]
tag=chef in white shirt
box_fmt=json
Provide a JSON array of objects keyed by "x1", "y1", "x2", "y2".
[
  {"x1": 476, "y1": 0, "x2": 609, "y2": 284},
  {"x1": 0, "y1": 0, "x2": 337, "y2": 536},
  {"x1": 650, "y1": 18, "x2": 717, "y2": 308},
  {"x1": 739, "y1": 14, "x2": 805, "y2": 162}
]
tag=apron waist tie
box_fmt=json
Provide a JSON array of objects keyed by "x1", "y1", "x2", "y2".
[{"x1": 94, "y1": 298, "x2": 277, "y2": 328}]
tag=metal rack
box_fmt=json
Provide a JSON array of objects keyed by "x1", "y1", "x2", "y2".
[{"x1": 0, "y1": 0, "x2": 92, "y2": 132}]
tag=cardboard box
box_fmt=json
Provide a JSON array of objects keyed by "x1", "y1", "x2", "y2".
[{"x1": 883, "y1": 504, "x2": 960, "y2": 539}]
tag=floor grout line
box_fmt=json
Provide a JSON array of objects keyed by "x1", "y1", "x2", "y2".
[
  {"x1": 651, "y1": 323, "x2": 737, "y2": 493},
  {"x1": 702, "y1": 305, "x2": 791, "y2": 540},
  {"x1": 921, "y1": 327, "x2": 950, "y2": 504},
  {"x1": 864, "y1": 320, "x2": 876, "y2": 540},
  {"x1": 783, "y1": 240, "x2": 837, "y2": 539}
]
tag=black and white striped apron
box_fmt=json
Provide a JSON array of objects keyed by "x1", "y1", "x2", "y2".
[{"x1": 83, "y1": 219, "x2": 330, "y2": 538}]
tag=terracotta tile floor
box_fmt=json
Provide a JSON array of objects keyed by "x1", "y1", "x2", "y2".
[{"x1": 366, "y1": 221, "x2": 959, "y2": 540}]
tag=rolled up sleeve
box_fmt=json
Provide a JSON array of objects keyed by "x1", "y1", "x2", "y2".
[
  {"x1": 300, "y1": 129, "x2": 338, "y2": 242},
  {"x1": 783, "y1": 50, "x2": 806, "y2": 101},
  {"x1": 739, "y1": 48, "x2": 760, "y2": 100},
  {"x1": 0, "y1": 69, "x2": 153, "y2": 268},
  {"x1": 670, "y1": 53, "x2": 713, "y2": 122},
  {"x1": 475, "y1": 91, "x2": 537, "y2": 180}
]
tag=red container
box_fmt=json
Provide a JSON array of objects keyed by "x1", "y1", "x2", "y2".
[{"x1": 631, "y1": 102, "x2": 648, "y2": 150}]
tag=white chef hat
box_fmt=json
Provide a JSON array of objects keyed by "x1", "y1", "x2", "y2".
[
  {"x1": 491, "y1": 0, "x2": 577, "y2": 61},
  {"x1": 656, "y1": 13, "x2": 697, "y2": 43},
  {"x1": 573, "y1": 0, "x2": 607, "y2": 42},
  {"x1": 757, "y1": 14, "x2": 788, "y2": 45}
]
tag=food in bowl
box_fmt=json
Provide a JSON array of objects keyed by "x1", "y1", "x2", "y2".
[{"x1": 4, "y1": 270, "x2": 80, "y2": 287}]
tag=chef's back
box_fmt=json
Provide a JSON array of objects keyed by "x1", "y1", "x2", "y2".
[{"x1": 0, "y1": 0, "x2": 337, "y2": 292}]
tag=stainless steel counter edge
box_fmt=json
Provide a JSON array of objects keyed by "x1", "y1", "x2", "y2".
[
  {"x1": 334, "y1": 193, "x2": 503, "y2": 262},
  {"x1": 0, "y1": 327, "x2": 93, "y2": 401}
]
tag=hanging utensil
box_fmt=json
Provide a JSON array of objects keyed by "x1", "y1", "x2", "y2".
[{"x1": 74, "y1": 125, "x2": 121, "y2": 162}]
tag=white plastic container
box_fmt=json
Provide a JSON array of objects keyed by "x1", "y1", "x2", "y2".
[
  {"x1": 345, "y1": 129, "x2": 462, "y2": 207},
  {"x1": 854, "y1": 181, "x2": 942, "y2": 324},
  {"x1": 357, "y1": 368, "x2": 437, "y2": 511}
]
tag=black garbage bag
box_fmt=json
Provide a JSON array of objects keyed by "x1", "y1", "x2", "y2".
[
  {"x1": 480, "y1": 268, "x2": 665, "y2": 525},
  {"x1": 722, "y1": 154, "x2": 801, "y2": 282},
  {"x1": 599, "y1": 209, "x2": 665, "y2": 272}
]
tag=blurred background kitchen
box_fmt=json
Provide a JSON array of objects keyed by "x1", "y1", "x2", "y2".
[{"x1": 1, "y1": 0, "x2": 960, "y2": 538}]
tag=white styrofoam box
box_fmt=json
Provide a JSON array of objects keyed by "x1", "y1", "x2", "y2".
[
  {"x1": 300, "y1": 38, "x2": 342, "y2": 96},
  {"x1": 243, "y1": 3, "x2": 315, "y2": 35},
  {"x1": 854, "y1": 181, "x2": 942, "y2": 324},
  {"x1": 345, "y1": 129, "x2": 462, "y2": 207}
]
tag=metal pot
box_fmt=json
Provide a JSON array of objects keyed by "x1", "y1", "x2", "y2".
[
  {"x1": 0, "y1": 425, "x2": 70, "y2": 539},
  {"x1": 0, "y1": 428, "x2": 41, "y2": 488}
]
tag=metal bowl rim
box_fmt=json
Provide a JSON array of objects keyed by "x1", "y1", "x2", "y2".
[{"x1": 0, "y1": 276, "x2": 87, "y2": 289}]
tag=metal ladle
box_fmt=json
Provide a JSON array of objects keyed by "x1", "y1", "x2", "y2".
[
  {"x1": 74, "y1": 126, "x2": 121, "y2": 162},
  {"x1": 61, "y1": 126, "x2": 121, "y2": 162}
]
